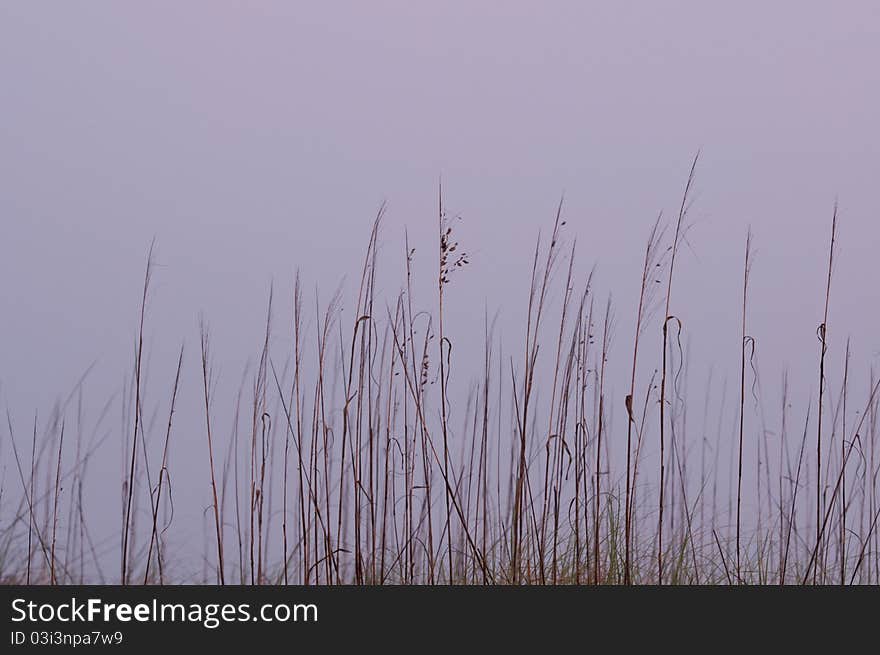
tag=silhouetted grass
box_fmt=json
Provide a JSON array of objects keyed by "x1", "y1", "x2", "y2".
[{"x1": 2, "y1": 163, "x2": 879, "y2": 586}]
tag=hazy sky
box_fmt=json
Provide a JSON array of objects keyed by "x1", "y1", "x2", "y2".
[{"x1": 2, "y1": 2, "x2": 879, "y2": 578}]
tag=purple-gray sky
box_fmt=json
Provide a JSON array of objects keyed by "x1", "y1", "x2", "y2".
[{"x1": 2, "y1": 2, "x2": 879, "y2": 579}]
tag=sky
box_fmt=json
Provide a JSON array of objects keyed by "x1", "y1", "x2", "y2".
[{"x1": 1, "y1": 2, "x2": 879, "y2": 579}]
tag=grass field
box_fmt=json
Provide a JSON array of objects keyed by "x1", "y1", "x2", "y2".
[{"x1": 2, "y1": 160, "x2": 879, "y2": 586}]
